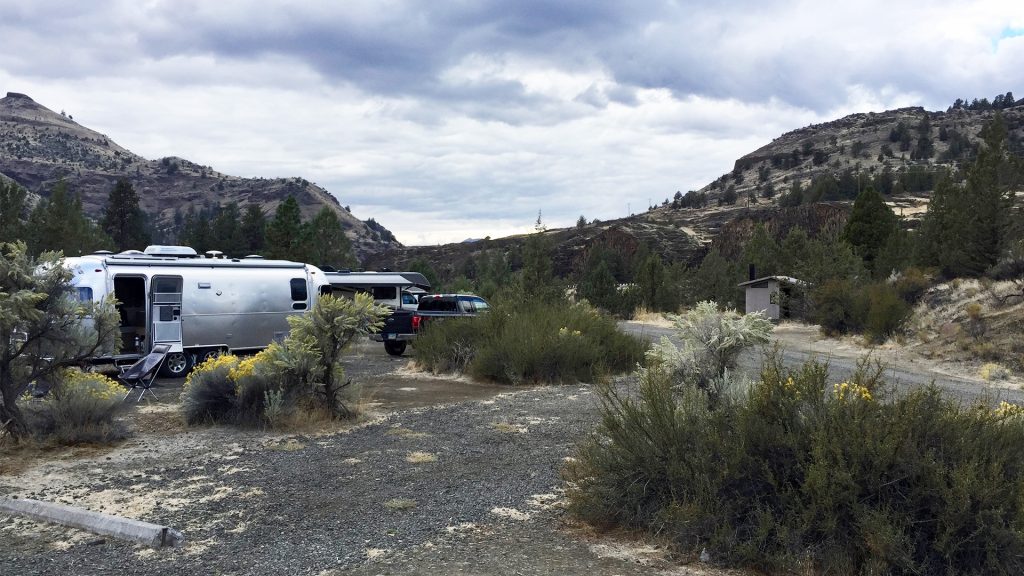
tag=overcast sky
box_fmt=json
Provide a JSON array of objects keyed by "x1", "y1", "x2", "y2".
[{"x1": 1, "y1": 1, "x2": 1022, "y2": 244}]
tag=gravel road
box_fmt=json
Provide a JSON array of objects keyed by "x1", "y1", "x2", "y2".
[{"x1": 1, "y1": 340, "x2": 706, "y2": 576}]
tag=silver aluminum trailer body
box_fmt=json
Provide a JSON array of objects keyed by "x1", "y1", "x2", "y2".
[{"x1": 65, "y1": 251, "x2": 328, "y2": 376}]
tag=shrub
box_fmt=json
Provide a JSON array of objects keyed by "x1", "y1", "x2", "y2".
[
  {"x1": 27, "y1": 370, "x2": 127, "y2": 444},
  {"x1": 647, "y1": 301, "x2": 772, "y2": 403},
  {"x1": 181, "y1": 354, "x2": 240, "y2": 425},
  {"x1": 414, "y1": 300, "x2": 646, "y2": 385},
  {"x1": 179, "y1": 294, "x2": 388, "y2": 427},
  {"x1": 568, "y1": 353, "x2": 1024, "y2": 575},
  {"x1": 979, "y1": 362, "x2": 1010, "y2": 381},
  {"x1": 813, "y1": 281, "x2": 911, "y2": 342},
  {"x1": 863, "y1": 283, "x2": 911, "y2": 344},
  {"x1": 893, "y1": 267, "x2": 932, "y2": 303},
  {"x1": 811, "y1": 279, "x2": 866, "y2": 335}
]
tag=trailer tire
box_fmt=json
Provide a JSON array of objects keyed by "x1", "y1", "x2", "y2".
[
  {"x1": 198, "y1": 348, "x2": 224, "y2": 363},
  {"x1": 160, "y1": 351, "x2": 194, "y2": 378},
  {"x1": 384, "y1": 341, "x2": 407, "y2": 356}
]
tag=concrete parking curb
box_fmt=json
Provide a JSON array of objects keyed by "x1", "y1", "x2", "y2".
[{"x1": 0, "y1": 496, "x2": 185, "y2": 549}]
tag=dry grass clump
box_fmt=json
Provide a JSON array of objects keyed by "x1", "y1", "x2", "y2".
[
  {"x1": 384, "y1": 498, "x2": 417, "y2": 511},
  {"x1": 405, "y1": 451, "x2": 437, "y2": 464}
]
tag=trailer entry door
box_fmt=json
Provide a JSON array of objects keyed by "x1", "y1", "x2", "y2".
[{"x1": 151, "y1": 275, "x2": 183, "y2": 346}]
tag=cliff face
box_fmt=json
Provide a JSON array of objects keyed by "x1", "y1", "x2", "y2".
[
  {"x1": 0, "y1": 92, "x2": 400, "y2": 258},
  {"x1": 702, "y1": 103, "x2": 1024, "y2": 202}
]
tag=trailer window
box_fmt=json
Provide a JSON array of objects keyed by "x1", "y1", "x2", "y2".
[
  {"x1": 75, "y1": 287, "x2": 93, "y2": 302},
  {"x1": 290, "y1": 278, "x2": 308, "y2": 310},
  {"x1": 372, "y1": 286, "x2": 397, "y2": 300}
]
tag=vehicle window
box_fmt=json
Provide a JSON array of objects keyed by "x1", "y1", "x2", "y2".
[
  {"x1": 372, "y1": 286, "x2": 397, "y2": 300},
  {"x1": 470, "y1": 297, "x2": 489, "y2": 311},
  {"x1": 75, "y1": 287, "x2": 93, "y2": 302},
  {"x1": 402, "y1": 293, "x2": 417, "y2": 305},
  {"x1": 459, "y1": 300, "x2": 474, "y2": 313},
  {"x1": 290, "y1": 278, "x2": 308, "y2": 301}
]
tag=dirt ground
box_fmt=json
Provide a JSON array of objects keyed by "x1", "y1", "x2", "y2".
[
  {"x1": 4, "y1": 318, "x2": 1019, "y2": 576},
  {"x1": 0, "y1": 338, "x2": 743, "y2": 576}
]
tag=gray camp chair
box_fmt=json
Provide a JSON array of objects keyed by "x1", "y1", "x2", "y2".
[{"x1": 118, "y1": 344, "x2": 172, "y2": 401}]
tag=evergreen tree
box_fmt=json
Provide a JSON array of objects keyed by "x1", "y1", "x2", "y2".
[
  {"x1": 692, "y1": 248, "x2": 741, "y2": 308},
  {"x1": 634, "y1": 252, "x2": 667, "y2": 310},
  {"x1": 265, "y1": 196, "x2": 304, "y2": 260},
  {"x1": 211, "y1": 202, "x2": 246, "y2": 256},
  {"x1": 240, "y1": 203, "x2": 267, "y2": 254},
  {"x1": 841, "y1": 186, "x2": 897, "y2": 276},
  {"x1": 743, "y1": 224, "x2": 781, "y2": 278},
  {"x1": 915, "y1": 113, "x2": 1020, "y2": 277},
  {"x1": 0, "y1": 179, "x2": 27, "y2": 244},
  {"x1": 576, "y1": 215, "x2": 587, "y2": 229},
  {"x1": 179, "y1": 208, "x2": 212, "y2": 253},
  {"x1": 27, "y1": 180, "x2": 109, "y2": 256},
  {"x1": 519, "y1": 229, "x2": 560, "y2": 301},
  {"x1": 578, "y1": 257, "x2": 617, "y2": 311},
  {"x1": 101, "y1": 178, "x2": 150, "y2": 251},
  {"x1": 303, "y1": 207, "x2": 355, "y2": 269}
]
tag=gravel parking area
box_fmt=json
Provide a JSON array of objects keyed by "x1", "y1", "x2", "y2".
[{"x1": 1, "y1": 340, "x2": 727, "y2": 575}]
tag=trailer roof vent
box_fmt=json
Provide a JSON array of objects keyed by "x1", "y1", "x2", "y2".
[
  {"x1": 205, "y1": 250, "x2": 225, "y2": 259},
  {"x1": 244, "y1": 255, "x2": 265, "y2": 259},
  {"x1": 118, "y1": 250, "x2": 145, "y2": 256},
  {"x1": 92, "y1": 250, "x2": 114, "y2": 255},
  {"x1": 144, "y1": 245, "x2": 199, "y2": 258}
]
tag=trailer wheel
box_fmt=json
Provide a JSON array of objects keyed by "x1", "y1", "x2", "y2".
[
  {"x1": 160, "y1": 351, "x2": 194, "y2": 378},
  {"x1": 199, "y1": 348, "x2": 224, "y2": 363},
  {"x1": 384, "y1": 341, "x2": 407, "y2": 356}
]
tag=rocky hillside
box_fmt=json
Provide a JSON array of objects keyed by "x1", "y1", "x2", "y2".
[
  {"x1": 370, "y1": 98, "x2": 1024, "y2": 282},
  {"x1": 0, "y1": 92, "x2": 399, "y2": 258},
  {"x1": 693, "y1": 102, "x2": 1024, "y2": 207}
]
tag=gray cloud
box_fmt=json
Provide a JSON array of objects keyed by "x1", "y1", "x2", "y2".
[{"x1": 2, "y1": 0, "x2": 1022, "y2": 244}]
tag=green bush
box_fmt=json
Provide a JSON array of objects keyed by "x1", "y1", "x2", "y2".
[
  {"x1": 893, "y1": 267, "x2": 932, "y2": 304},
  {"x1": 27, "y1": 370, "x2": 128, "y2": 444},
  {"x1": 863, "y1": 283, "x2": 911, "y2": 344},
  {"x1": 180, "y1": 354, "x2": 239, "y2": 425},
  {"x1": 414, "y1": 301, "x2": 646, "y2": 385},
  {"x1": 811, "y1": 279, "x2": 867, "y2": 335},
  {"x1": 180, "y1": 294, "x2": 388, "y2": 428},
  {"x1": 567, "y1": 354, "x2": 1024, "y2": 575},
  {"x1": 812, "y1": 280, "x2": 911, "y2": 342}
]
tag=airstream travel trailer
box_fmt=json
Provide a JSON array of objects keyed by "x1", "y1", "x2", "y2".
[{"x1": 65, "y1": 246, "x2": 329, "y2": 376}]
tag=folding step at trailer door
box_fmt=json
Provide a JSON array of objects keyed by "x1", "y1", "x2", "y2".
[{"x1": 150, "y1": 275, "x2": 183, "y2": 350}]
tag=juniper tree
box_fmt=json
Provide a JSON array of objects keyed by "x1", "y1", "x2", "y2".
[
  {"x1": 266, "y1": 195, "x2": 304, "y2": 260},
  {"x1": 101, "y1": 178, "x2": 150, "y2": 251},
  {"x1": 303, "y1": 207, "x2": 355, "y2": 269},
  {"x1": 0, "y1": 242, "x2": 120, "y2": 441},
  {"x1": 0, "y1": 179, "x2": 26, "y2": 244},
  {"x1": 841, "y1": 186, "x2": 897, "y2": 276}
]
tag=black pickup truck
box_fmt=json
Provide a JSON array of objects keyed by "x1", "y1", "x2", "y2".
[{"x1": 376, "y1": 294, "x2": 490, "y2": 356}]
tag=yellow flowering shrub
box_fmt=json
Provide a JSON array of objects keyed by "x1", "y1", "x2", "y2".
[
  {"x1": 994, "y1": 401, "x2": 1024, "y2": 420},
  {"x1": 833, "y1": 381, "x2": 873, "y2": 402},
  {"x1": 979, "y1": 363, "x2": 1010, "y2": 381},
  {"x1": 33, "y1": 369, "x2": 127, "y2": 444}
]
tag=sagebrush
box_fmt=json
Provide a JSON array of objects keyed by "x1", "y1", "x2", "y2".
[
  {"x1": 568, "y1": 351, "x2": 1024, "y2": 575},
  {"x1": 414, "y1": 300, "x2": 646, "y2": 385}
]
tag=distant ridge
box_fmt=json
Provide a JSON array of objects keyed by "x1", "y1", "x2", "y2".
[{"x1": 0, "y1": 92, "x2": 400, "y2": 258}]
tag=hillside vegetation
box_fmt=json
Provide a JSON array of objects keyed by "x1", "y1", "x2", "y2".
[{"x1": 0, "y1": 92, "x2": 397, "y2": 258}]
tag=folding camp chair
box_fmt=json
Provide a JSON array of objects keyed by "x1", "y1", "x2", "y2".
[{"x1": 118, "y1": 344, "x2": 172, "y2": 401}]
